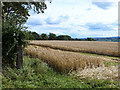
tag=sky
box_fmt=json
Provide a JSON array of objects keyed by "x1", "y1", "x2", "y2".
[{"x1": 25, "y1": 0, "x2": 119, "y2": 38}]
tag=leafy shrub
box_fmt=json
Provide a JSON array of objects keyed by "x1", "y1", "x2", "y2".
[{"x1": 2, "y1": 21, "x2": 27, "y2": 67}]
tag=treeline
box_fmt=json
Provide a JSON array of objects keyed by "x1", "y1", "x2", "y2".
[{"x1": 24, "y1": 31, "x2": 96, "y2": 41}]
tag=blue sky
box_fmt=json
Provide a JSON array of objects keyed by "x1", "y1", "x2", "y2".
[{"x1": 25, "y1": 0, "x2": 118, "y2": 38}]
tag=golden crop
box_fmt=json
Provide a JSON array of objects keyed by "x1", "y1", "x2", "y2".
[
  {"x1": 25, "y1": 45, "x2": 104, "y2": 73},
  {"x1": 29, "y1": 40, "x2": 118, "y2": 57},
  {"x1": 71, "y1": 65, "x2": 118, "y2": 80}
]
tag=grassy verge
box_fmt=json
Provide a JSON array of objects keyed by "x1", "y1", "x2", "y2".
[{"x1": 2, "y1": 56, "x2": 118, "y2": 88}]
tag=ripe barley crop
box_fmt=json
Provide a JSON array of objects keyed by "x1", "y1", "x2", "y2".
[
  {"x1": 29, "y1": 40, "x2": 118, "y2": 57},
  {"x1": 70, "y1": 65, "x2": 118, "y2": 80},
  {"x1": 25, "y1": 45, "x2": 104, "y2": 73}
]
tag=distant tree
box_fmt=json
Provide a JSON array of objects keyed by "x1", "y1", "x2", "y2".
[
  {"x1": 73, "y1": 38, "x2": 82, "y2": 41},
  {"x1": 24, "y1": 31, "x2": 33, "y2": 40},
  {"x1": 86, "y1": 37, "x2": 96, "y2": 41},
  {"x1": 65, "y1": 35, "x2": 72, "y2": 40},
  {"x1": 32, "y1": 32, "x2": 40, "y2": 40},
  {"x1": 57, "y1": 35, "x2": 72, "y2": 40},
  {"x1": 41, "y1": 33, "x2": 48, "y2": 40},
  {"x1": 39, "y1": 35, "x2": 43, "y2": 40},
  {"x1": 48, "y1": 33, "x2": 57, "y2": 40}
]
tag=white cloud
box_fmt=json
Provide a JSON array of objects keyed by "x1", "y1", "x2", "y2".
[
  {"x1": 26, "y1": 0, "x2": 118, "y2": 38},
  {"x1": 92, "y1": 0, "x2": 119, "y2": 2}
]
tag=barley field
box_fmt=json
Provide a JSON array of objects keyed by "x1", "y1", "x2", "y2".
[
  {"x1": 25, "y1": 45, "x2": 105, "y2": 72},
  {"x1": 25, "y1": 40, "x2": 119, "y2": 80},
  {"x1": 25, "y1": 45, "x2": 118, "y2": 80},
  {"x1": 29, "y1": 40, "x2": 119, "y2": 57},
  {"x1": 71, "y1": 65, "x2": 118, "y2": 80}
]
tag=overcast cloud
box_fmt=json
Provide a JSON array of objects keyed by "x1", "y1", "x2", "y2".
[{"x1": 25, "y1": 0, "x2": 118, "y2": 38}]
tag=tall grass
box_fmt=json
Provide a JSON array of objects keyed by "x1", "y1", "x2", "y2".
[
  {"x1": 29, "y1": 41, "x2": 118, "y2": 57},
  {"x1": 2, "y1": 56, "x2": 118, "y2": 88},
  {"x1": 2, "y1": 56, "x2": 51, "y2": 88},
  {"x1": 0, "y1": 72, "x2": 2, "y2": 89},
  {"x1": 2, "y1": 56, "x2": 88, "y2": 88},
  {"x1": 25, "y1": 45, "x2": 104, "y2": 73}
]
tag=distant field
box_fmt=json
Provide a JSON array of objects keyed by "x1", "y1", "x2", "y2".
[{"x1": 29, "y1": 40, "x2": 119, "y2": 57}]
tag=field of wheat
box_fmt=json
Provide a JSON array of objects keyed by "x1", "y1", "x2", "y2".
[
  {"x1": 25, "y1": 45, "x2": 105, "y2": 73},
  {"x1": 25, "y1": 45, "x2": 118, "y2": 80},
  {"x1": 72, "y1": 65, "x2": 118, "y2": 79},
  {"x1": 29, "y1": 41, "x2": 119, "y2": 57}
]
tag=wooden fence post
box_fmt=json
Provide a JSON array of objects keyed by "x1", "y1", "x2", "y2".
[{"x1": 16, "y1": 45, "x2": 23, "y2": 69}]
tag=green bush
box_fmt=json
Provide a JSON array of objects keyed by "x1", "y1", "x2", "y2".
[{"x1": 2, "y1": 21, "x2": 27, "y2": 67}]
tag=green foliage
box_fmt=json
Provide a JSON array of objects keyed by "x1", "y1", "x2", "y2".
[
  {"x1": 24, "y1": 30, "x2": 34, "y2": 40},
  {"x1": 41, "y1": 33, "x2": 48, "y2": 40},
  {"x1": 2, "y1": 1, "x2": 48, "y2": 67},
  {"x1": 48, "y1": 33, "x2": 57, "y2": 40},
  {"x1": 57, "y1": 35, "x2": 72, "y2": 40},
  {"x1": 104, "y1": 61, "x2": 118, "y2": 67},
  {"x1": 86, "y1": 37, "x2": 96, "y2": 41},
  {"x1": 2, "y1": 56, "x2": 118, "y2": 88},
  {"x1": 72, "y1": 38, "x2": 82, "y2": 41},
  {"x1": 2, "y1": 2, "x2": 47, "y2": 24},
  {"x1": 2, "y1": 20, "x2": 27, "y2": 67},
  {"x1": 23, "y1": 30, "x2": 41, "y2": 40},
  {"x1": 32, "y1": 32, "x2": 41, "y2": 40}
]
